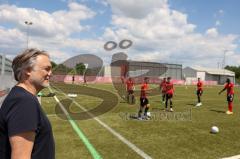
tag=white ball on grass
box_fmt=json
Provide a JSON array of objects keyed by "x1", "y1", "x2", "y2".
[
  {"x1": 147, "y1": 112, "x2": 151, "y2": 117},
  {"x1": 211, "y1": 126, "x2": 219, "y2": 134}
]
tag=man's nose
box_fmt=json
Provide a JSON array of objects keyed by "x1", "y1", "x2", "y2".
[{"x1": 48, "y1": 69, "x2": 52, "y2": 76}]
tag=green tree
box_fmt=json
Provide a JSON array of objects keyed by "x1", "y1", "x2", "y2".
[
  {"x1": 51, "y1": 61, "x2": 57, "y2": 70},
  {"x1": 225, "y1": 65, "x2": 240, "y2": 83},
  {"x1": 53, "y1": 64, "x2": 72, "y2": 75},
  {"x1": 225, "y1": 65, "x2": 240, "y2": 79},
  {"x1": 68, "y1": 69, "x2": 76, "y2": 75},
  {"x1": 75, "y1": 63, "x2": 86, "y2": 75}
]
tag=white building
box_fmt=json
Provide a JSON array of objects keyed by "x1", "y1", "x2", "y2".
[
  {"x1": 0, "y1": 54, "x2": 15, "y2": 89},
  {"x1": 0, "y1": 54, "x2": 12, "y2": 75},
  {"x1": 101, "y1": 61, "x2": 182, "y2": 80},
  {"x1": 0, "y1": 54, "x2": 15, "y2": 105},
  {"x1": 183, "y1": 66, "x2": 235, "y2": 84}
]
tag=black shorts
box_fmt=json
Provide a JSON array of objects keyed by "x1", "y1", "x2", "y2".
[
  {"x1": 197, "y1": 90, "x2": 203, "y2": 96},
  {"x1": 140, "y1": 97, "x2": 149, "y2": 106},
  {"x1": 227, "y1": 94, "x2": 234, "y2": 102},
  {"x1": 166, "y1": 94, "x2": 173, "y2": 99},
  {"x1": 128, "y1": 90, "x2": 134, "y2": 94}
]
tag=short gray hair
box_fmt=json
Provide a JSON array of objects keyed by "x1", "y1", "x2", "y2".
[{"x1": 12, "y1": 48, "x2": 49, "y2": 82}]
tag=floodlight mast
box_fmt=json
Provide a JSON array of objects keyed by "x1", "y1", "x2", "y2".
[{"x1": 25, "y1": 21, "x2": 33, "y2": 49}]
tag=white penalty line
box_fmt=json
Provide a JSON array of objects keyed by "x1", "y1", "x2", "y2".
[
  {"x1": 51, "y1": 86, "x2": 152, "y2": 159},
  {"x1": 47, "y1": 114, "x2": 57, "y2": 117},
  {"x1": 222, "y1": 155, "x2": 240, "y2": 159}
]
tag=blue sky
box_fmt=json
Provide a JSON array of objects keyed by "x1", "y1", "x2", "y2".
[
  {"x1": 0, "y1": 0, "x2": 239, "y2": 67},
  {"x1": 169, "y1": 0, "x2": 240, "y2": 35}
]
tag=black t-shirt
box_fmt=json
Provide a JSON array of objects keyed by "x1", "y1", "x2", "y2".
[{"x1": 0, "y1": 86, "x2": 55, "y2": 159}]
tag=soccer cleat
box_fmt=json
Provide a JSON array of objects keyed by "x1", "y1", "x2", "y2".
[
  {"x1": 142, "y1": 115, "x2": 150, "y2": 120},
  {"x1": 226, "y1": 111, "x2": 233, "y2": 115},
  {"x1": 196, "y1": 103, "x2": 202, "y2": 107},
  {"x1": 137, "y1": 117, "x2": 143, "y2": 120},
  {"x1": 170, "y1": 108, "x2": 173, "y2": 112}
]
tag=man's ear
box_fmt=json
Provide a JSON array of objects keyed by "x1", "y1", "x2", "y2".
[{"x1": 25, "y1": 67, "x2": 32, "y2": 76}]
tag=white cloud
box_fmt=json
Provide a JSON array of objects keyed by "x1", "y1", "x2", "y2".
[
  {"x1": 104, "y1": 0, "x2": 196, "y2": 41},
  {"x1": 0, "y1": 1, "x2": 239, "y2": 68},
  {"x1": 0, "y1": 27, "x2": 26, "y2": 54},
  {"x1": 0, "y1": 2, "x2": 95, "y2": 38},
  {"x1": 0, "y1": 2, "x2": 98, "y2": 62},
  {"x1": 107, "y1": 0, "x2": 168, "y2": 18},
  {"x1": 95, "y1": 0, "x2": 109, "y2": 7},
  {"x1": 102, "y1": 0, "x2": 239, "y2": 67},
  {"x1": 205, "y1": 28, "x2": 218, "y2": 37}
]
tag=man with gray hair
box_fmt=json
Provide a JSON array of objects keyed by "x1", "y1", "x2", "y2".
[{"x1": 0, "y1": 48, "x2": 55, "y2": 159}]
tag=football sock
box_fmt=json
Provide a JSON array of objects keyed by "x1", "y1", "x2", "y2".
[
  {"x1": 228, "y1": 102, "x2": 233, "y2": 112},
  {"x1": 162, "y1": 95, "x2": 165, "y2": 102},
  {"x1": 144, "y1": 107, "x2": 149, "y2": 116},
  {"x1": 170, "y1": 101, "x2": 173, "y2": 108},
  {"x1": 138, "y1": 110, "x2": 142, "y2": 117},
  {"x1": 198, "y1": 96, "x2": 201, "y2": 103}
]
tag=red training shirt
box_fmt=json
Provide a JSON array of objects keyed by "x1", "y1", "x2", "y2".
[
  {"x1": 140, "y1": 83, "x2": 148, "y2": 98},
  {"x1": 224, "y1": 82, "x2": 234, "y2": 95},
  {"x1": 197, "y1": 81, "x2": 203, "y2": 91},
  {"x1": 165, "y1": 82, "x2": 174, "y2": 95}
]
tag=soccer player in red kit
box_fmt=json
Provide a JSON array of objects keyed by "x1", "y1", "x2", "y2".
[
  {"x1": 165, "y1": 77, "x2": 174, "y2": 112},
  {"x1": 138, "y1": 77, "x2": 150, "y2": 120},
  {"x1": 196, "y1": 78, "x2": 203, "y2": 107},
  {"x1": 159, "y1": 78, "x2": 166, "y2": 104},
  {"x1": 219, "y1": 78, "x2": 234, "y2": 114},
  {"x1": 126, "y1": 77, "x2": 135, "y2": 104}
]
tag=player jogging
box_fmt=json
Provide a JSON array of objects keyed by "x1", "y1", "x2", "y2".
[
  {"x1": 138, "y1": 77, "x2": 150, "y2": 120},
  {"x1": 218, "y1": 78, "x2": 234, "y2": 115},
  {"x1": 196, "y1": 78, "x2": 203, "y2": 107},
  {"x1": 159, "y1": 78, "x2": 166, "y2": 104},
  {"x1": 165, "y1": 77, "x2": 174, "y2": 112},
  {"x1": 72, "y1": 75, "x2": 75, "y2": 84},
  {"x1": 126, "y1": 77, "x2": 135, "y2": 104}
]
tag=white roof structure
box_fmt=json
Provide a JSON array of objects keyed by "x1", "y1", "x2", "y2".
[{"x1": 191, "y1": 66, "x2": 235, "y2": 76}]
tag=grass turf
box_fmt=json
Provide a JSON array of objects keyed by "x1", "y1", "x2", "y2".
[{"x1": 41, "y1": 83, "x2": 240, "y2": 159}]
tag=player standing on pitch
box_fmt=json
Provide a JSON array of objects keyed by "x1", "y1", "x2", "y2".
[
  {"x1": 126, "y1": 77, "x2": 135, "y2": 104},
  {"x1": 165, "y1": 77, "x2": 174, "y2": 112},
  {"x1": 72, "y1": 75, "x2": 75, "y2": 84},
  {"x1": 159, "y1": 78, "x2": 166, "y2": 104},
  {"x1": 218, "y1": 78, "x2": 234, "y2": 115},
  {"x1": 196, "y1": 78, "x2": 203, "y2": 107},
  {"x1": 138, "y1": 77, "x2": 150, "y2": 120}
]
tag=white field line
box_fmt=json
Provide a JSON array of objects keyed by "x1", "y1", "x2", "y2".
[
  {"x1": 222, "y1": 155, "x2": 240, "y2": 159},
  {"x1": 52, "y1": 86, "x2": 152, "y2": 159},
  {"x1": 46, "y1": 114, "x2": 57, "y2": 117},
  {"x1": 48, "y1": 87, "x2": 102, "y2": 159},
  {"x1": 151, "y1": 98, "x2": 224, "y2": 103}
]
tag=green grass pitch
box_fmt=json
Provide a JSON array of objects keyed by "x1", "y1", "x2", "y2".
[{"x1": 41, "y1": 83, "x2": 240, "y2": 159}]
